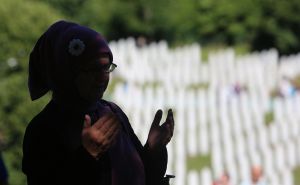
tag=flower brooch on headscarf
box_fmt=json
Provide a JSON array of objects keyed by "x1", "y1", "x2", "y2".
[{"x1": 68, "y1": 39, "x2": 85, "y2": 56}]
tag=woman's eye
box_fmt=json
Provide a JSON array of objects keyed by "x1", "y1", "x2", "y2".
[{"x1": 101, "y1": 64, "x2": 110, "y2": 70}]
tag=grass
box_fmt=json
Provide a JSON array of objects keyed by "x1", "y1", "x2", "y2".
[
  {"x1": 293, "y1": 167, "x2": 300, "y2": 184},
  {"x1": 187, "y1": 83, "x2": 209, "y2": 90},
  {"x1": 187, "y1": 154, "x2": 211, "y2": 171},
  {"x1": 264, "y1": 111, "x2": 274, "y2": 126},
  {"x1": 201, "y1": 43, "x2": 250, "y2": 62}
]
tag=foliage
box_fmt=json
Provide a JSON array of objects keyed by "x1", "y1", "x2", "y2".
[
  {"x1": 71, "y1": 0, "x2": 300, "y2": 55},
  {"x1": 251, "y1": 0, "x2": 300, "y2": 55},
  {"x1": 0, "y1": 73, "x2": 50, "y2": 185},
  {"x1": 0, "y1": 0, "x2": 64, "y2": 66},
  {"x1": 76, "y1": 0, "x2": 142, "y2": 39},
  {"x1": 0, "y1": 0, "x2": 62, "y2": 184},
  {"x1": 19, "y1": 0, "x2": 300, "y2": 55},
  {"x1": 30, "y1": 0, "x2": 86, "y2": 17}
]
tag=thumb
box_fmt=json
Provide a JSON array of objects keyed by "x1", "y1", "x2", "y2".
[
  {"x1": 83, "y1": 114, "x2": 91, "y2": 129},
  {"x1": 151, "y1": 109, "x2": 163, "y2": 128}
]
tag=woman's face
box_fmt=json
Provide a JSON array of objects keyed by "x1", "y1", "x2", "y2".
[{"x1": 74, "y1": 54, "x2": 110, "y2": 103}]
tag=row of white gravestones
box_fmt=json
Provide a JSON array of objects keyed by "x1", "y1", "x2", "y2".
[
  {"x1": 112, "y1": 85, "x2": 300, "y2": 184},
  {"x1": 279, "y1": 53, "x2": 300, "y2": 79},
  {"x1": 110, "y1": 39, "x2": 201, "y2": 86},
  {"x1": 110, "y1": 39, "x2": 285, "y2": 93},
  {"x1": 115, "y1": 83, "x2": 299, "y2": 134},
  {"x1": 115, "y1": 40, "x2": 299, "y2": 88},
  {"x1": 109, "y1": 39, "x2": 300, "y2": 185},
  {"x1": 112, "y1": 84, "x2": 300, "y2": 184},
  {"x1": 185, "y1": 168, "x2": 213, "y2": 185},
  {"x1": 186, "y1": 118, "x2": 299, "y2": 184}
]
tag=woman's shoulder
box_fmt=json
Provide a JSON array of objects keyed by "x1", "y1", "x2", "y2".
[
  {"x1": 25, "y1": 100, "x2": 59, "y2": 135},
  {"x1": 100, "y1": 99, "x2": 124, "y2": 113}
]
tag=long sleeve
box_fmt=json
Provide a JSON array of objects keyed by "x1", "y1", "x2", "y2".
[
  {"x1": 127, "y1": 131, "x2": 168, "y2": 185},
  {"x1": 106, "y1": 101, "x2": 168, "y2": 185},
  {"x1": 143, "y1": 143, "x2": 168, "y2": 185}
]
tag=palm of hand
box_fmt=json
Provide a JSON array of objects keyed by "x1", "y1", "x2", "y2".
[
  {"x1": 82, "y1": 114, "x2": 120, "y2": 159},
  {"x1": 82, "y1": 122, "x2": 105, "y2": 158},
  {"x1": 147, "y1": 109, "x2": 174, "y2": 150}
]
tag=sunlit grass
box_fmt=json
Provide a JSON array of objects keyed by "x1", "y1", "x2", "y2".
[
  {"x1": 264, "y1": 111, "x2": 274, "y2": 126},
  {"x1": 293, "y1": 167, "x2": 300, "y2": 185},
  {"x1": 201, "y1": 43, "x2": 250, "y2": 63},
  {"x1": 187, "y1": 154, "x2": 211, "y2": 171}
]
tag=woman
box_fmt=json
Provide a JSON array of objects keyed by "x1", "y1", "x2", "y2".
[{"x1": 22, "y1": 20, "x2": 174, "y2": 185}]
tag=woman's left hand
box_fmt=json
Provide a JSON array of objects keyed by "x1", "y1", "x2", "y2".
[{"x1": 146, "y1": 109, "x2": 175, "y2": 150}]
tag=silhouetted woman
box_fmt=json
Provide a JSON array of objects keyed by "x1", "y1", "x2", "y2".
[{"x1": 22, "y1": 20, "x2": 174, "y2": 185}]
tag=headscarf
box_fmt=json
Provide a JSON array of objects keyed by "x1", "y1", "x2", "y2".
[{"x1": 28, "y1": 20, "x2": 113, "y2": 101}]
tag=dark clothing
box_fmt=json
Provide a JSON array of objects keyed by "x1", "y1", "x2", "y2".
[
  {"x1": 97, "y1": 102, "x2": 145, "y2": 185},
  {"x1": 22, "y1": 100, "x2": 167, "y2": 185},
  {"x1": 0, "y1": 153, "x2": 8, "y2": 185}
]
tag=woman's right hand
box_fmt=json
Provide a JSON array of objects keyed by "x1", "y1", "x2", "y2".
[{"x1": 81, "y1": 113, "x2": 120, "y2": 159}]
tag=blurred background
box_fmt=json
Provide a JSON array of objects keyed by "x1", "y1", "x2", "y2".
[{"x1": 0, "y1": 0, "x2": 300, "y2": 184}]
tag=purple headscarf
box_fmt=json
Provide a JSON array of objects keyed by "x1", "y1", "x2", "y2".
[{"x1": 28, "y1": 20, "x2": 113, "y2": 101}]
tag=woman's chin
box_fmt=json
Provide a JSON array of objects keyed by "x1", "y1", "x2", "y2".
[
  {"x1": 89, "y1": 93, "x2": 103, "y2": 103},
  {"x1": 79, "y1": 86, "x2": 106, "y2": 104}
]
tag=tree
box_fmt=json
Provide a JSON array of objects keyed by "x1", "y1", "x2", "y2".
[{"x1": 0, "y1": 0, "x2": 62, "y2": 184}]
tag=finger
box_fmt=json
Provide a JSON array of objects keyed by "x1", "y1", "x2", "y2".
[
  {"x1": 95, "y1": 142, "x2": 108, "y2": 155},
  {"x1": 166, "y1": 109, "x2": 171, "y2": 120},
  {"x1": 165, "y1": 123, "x2": 172, "y2": 138},
  {"x1": 151, "y1": 109, "x2": 163, "y2": 128},
  {"x1": 93, "y1": 112, "x2": 115, "y2": 129},
  {"x1": 103, "y1": 119, "x2": 120, "y2": 138},
  {"x1": 83, "y1": 114, "x2": 91, "y2": 128},
  {"x1": 163, "y1": 125, "x2": 172, "y2": 144},
  {"x1": 170, "y1": 109, "x2": 175, "y2": 126},
  {"x1": 107, "y1": 127, "x2": 120, "y2": 146},
  {"x1": 166, "y1": 109, "x2": 174, "y2": 124},
  {"x1": 167, "y1": 109, "x2": 175, "y2": 135},
  {"x1": 161, "y1": 123, "x2": 172, "y2": 142},
  {"x1": 99, "y1": 116, "x2": 119, "y2": 134},
  {"x1": 99, "y1": 127, "x2": 119, "y2": 150}
]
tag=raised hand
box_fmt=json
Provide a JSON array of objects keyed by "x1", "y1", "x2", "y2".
[
  {"x1": 146, "y1": 109, "x2": 175, "y2": 150},
  {"x1": 81, "y1": 113, "x2": 120, "y2": 159}
]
